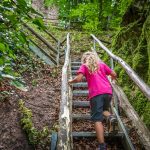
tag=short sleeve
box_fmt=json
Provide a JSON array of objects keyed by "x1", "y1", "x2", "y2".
[
  {"x1": 77, "y1": 64, "x2": 86, "y2": 76},
  {"x1": 103, "y1": 63, "x2": 112, "y2": 75}
]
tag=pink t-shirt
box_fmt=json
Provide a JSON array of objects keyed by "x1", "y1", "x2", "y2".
[{"x1": 77, "y1": 62, "x2": 112, "y2": 99}]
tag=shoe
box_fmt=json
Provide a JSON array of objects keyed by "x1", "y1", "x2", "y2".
[
  {"x1": 107, "y1": 115, "x2": 118, "y2": 133},
  {"x1": 98, "y1": 143, "x2": 107, "y2": 150}
]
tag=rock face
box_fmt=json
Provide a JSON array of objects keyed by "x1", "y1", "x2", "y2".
[{"x1": 32, "y1": 0, "x2": 58, "y2": 21}]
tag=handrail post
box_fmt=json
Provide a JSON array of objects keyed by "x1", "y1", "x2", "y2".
[
  {"x1": 93, "y1": 39, "x2": 96, "y2": 51},
  {"x1": 113, "y1": 91, "x2": 120, "y2": 115},
  {"x1": 110, "y1": 50, "x2": 114, "y2": 70},
  {"x1": 110, "y1": 49, "x2": 119, "y2": 112},
  {"x1": 57, "y1": 41, "x2": 60, "y2": 66}
]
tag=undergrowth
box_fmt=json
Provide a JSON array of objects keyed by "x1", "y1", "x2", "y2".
[{"x1": 19, "y1": 100, "x2": 52, "y2": 149}]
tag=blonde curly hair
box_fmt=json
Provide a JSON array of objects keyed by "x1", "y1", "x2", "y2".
[{"x1": 81, "y1": 52, "x2": 99, "y2": 73}]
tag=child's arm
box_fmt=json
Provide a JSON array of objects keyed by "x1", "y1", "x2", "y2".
[
  {"x1": 68, "y1": 73, "x2": 84, "y2": 84},
  {"x1": 110, "y1": 71, "x2": 117, "y2": 80}
]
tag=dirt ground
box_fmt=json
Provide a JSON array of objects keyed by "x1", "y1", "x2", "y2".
[{"x1": 0, "y1": 65, "x2": 61, "y2": 150}]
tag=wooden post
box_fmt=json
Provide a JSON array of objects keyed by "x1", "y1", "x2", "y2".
[
  {"x1": 93, "y1": 39, "x2": 96, "y2": 51},
  {"x1": 91, "y1": 34, "x2": 150, "y2": 101},
  {"x1": 58, "y1": 33, "x2": 73, "y2": 150},
  {"x1": 57, "y1": 41, "x2": 60, "y2": 66}
]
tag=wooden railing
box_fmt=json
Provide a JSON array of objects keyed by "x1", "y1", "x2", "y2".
[
  {"x1": 91, "y1": 34, "x2": 150, "y2": 150},
  {"x1": 57, "y1": 33, "x2": 73, "y2": 150},
  {"x1": 23, "y1": 22, "x2": 66, "y2": 65}
]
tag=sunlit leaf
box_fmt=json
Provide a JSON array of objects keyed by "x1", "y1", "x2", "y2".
[
  {"x1": 0, "y1": 43, "x2": 6, "y2": 52},
  {"x1": 10, "y1": 80, "x2": 28, "y2": 91},
  {"x1": 1, "y1": 73, "x2": 16, "y2": 80},
  {"x1": 32, "y1": 17, "x2": 46, "y2": 30}
]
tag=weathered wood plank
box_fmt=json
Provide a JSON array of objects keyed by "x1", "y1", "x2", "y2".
[
  {"x1": 73, "y1": 83, "x2": 87, "y2": 88},
  {"x1": 72, "y1": 70, "x2": 77, "y2": 75},
  {"x1": 73, "y1": 90, "x2": 88, "y2": 97},
  {"x1": 112, "y1": 83, "x2": 150, "y2": 150},
  {"x1": 23, "y1": 23, "x2": 58, "y2": 54},
  {"x1": 73, "y1": 101, "x2": 90, "y2": 108},
  {"x1": 60, "y1": 37, "x2": 67, "y2": 46},
  {"x1": 57, "y1": 33, "x2": 73, "y2": 150},
  {"x1": 29, "y1": 40, "x2": 57, "y2": 64},
  {"x1": 72, "y1": 114, "x2": 91, "y2": 120},
  {"x1": 71, "y1": 66, "x2": 80, "y2": 70},
  {"x1": 72, "y1": 131, "x2": 124, "y2": 138},
  {"x1": 71, "y1": 62, "x2": 81, "y2": 65},
  {"x1": 44, "y1": 29, "x2": 59, "y2": 42},
  {"x1": 91, "y1": 34, "x2": 150, "y2": 101}
]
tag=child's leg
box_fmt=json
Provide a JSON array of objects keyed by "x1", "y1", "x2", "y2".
[
  {"x1": 103, "y1": 111, "x2": 111, "y2": 117},
  {"x1": 94, "y1": 121, "x2": 104, "y2": 143},
  {"x1": 90, "y1": 95, "x2": 105, "y2": 144},
  {"x1": 103, "y1": 94, "x2": 112, "y2": 117},
  {"x1": 103, "y1": 94, "x2": 117, "y2": 133}
]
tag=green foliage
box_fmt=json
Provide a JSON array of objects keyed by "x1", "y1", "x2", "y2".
[
  {"x1": 10, "y1": 80, "x2": 28, "y2": 91},
  {"x1": 32, "y1": 17, "x2": 46, "y2": 30},
  {"x1": 44, "y1": 0, "x2": 54, "y2": 7},
  {"x1": 19, "y1": 100, "x2": 50, "y2": 147},
  {"x1": 45, "y1": 0, "x2": 134, "y2": 31},
  {"x1": 70, "y1": 3, "x2": 99, "y2": 31},
  {"x1": 0, "y1": 0, "x2": 45, "y2": 90},
  {"x1": 111, "y1": 0, "x2": 150, "y2": 128},
  {"x1": 143, "y1": 103, "x2": 150, "y2": 129}
]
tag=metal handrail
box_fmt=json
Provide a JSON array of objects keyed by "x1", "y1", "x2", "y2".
[{"x1": 91, "y1": 34, "x2": 150, "y2": 101}]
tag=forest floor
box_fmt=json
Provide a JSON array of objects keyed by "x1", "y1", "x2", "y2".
[{"x1": 0, "y1": 62, "x2": 61, "y2": 150}]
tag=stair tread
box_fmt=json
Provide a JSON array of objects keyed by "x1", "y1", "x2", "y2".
[
  {"x1": 72, "y1": 131, "x2": 124, "y2": 137},
  {"x1": 73, "y1": 90, "x2": 88, "y2": 93},
  {"x1": 72, "y1": 114, "x2": 90, "y2": 120},
  {"x1": 73, "y1": 83, "x2": 88, "y2": 87},
  {"x1": 71, "y1": 66, "x2": 80, "y2": 70},
  {"x1": 73, "y1": 90, "x2": 88, "y2": 96},
  {"x1": 71, "y1": 62, "x2": 81, "y2": 64},
  {"x1": 73, "y1": 101, "x2": 90, "y2": 108}
]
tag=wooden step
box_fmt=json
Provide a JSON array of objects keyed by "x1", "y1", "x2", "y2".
[
  {"x1": 71, "y1": 62, "x2": 81, "y2": 65},
  {"x1": 73, "y1": 101, "x2": 90, "y2": 108},
  {"x1": 72, "y1": 70, "x2": 77, "y2": 75},
  {"x1": 73, "y1": 90, "x2": 88, "y2": 97},
  {"x1": 71, "y1": 66, "x2": 80, "y2": 70},
  {"x1": 73, "y1": 83, "x2": 88, "y2": 88},
  {"x1": 72, "y1": 131, "x2": 124, "y2": 138},
  {"x1": 72, "y1": 114, "x2": 91, "y2": 120}
]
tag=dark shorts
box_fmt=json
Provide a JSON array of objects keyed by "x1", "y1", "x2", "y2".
[{"x1": 90, "y1": 94, "x2": 112, "y2": 122}]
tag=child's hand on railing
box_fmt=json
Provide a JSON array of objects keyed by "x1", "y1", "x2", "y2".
[{"x1": 68, "y1": 79, "x2": 73, "y2": 87}]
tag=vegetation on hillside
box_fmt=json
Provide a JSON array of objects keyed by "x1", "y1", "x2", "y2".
[{"x1": 0, "y1": 0, "x2": 46, "y2": 88}]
